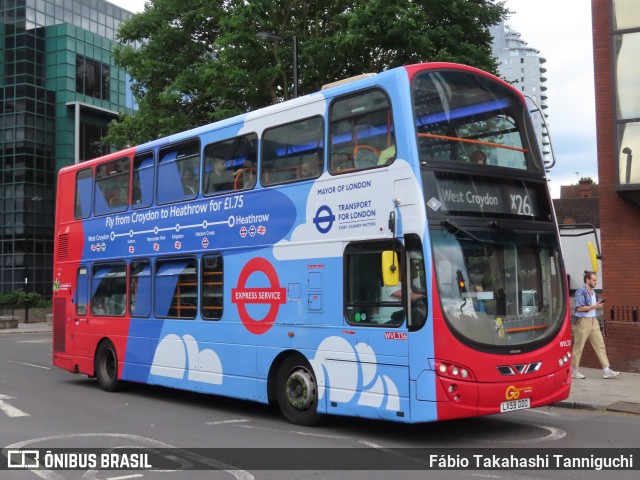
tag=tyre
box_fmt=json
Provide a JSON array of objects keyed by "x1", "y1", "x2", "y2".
[
  {"x1": 94, "y1": 340, "x2": 122, "y2": 392},
  {"x1": 276, "y1": 355, "x2": 320, "y2": 426}
]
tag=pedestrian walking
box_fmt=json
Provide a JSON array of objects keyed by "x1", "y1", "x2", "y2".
[{"x1": 572, "y1": 270, "x2": 620, "y2": 379}]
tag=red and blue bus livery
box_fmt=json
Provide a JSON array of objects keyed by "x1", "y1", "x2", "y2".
[{"x1": 53, "y1": 63, "x2": 572, "y2": 425}]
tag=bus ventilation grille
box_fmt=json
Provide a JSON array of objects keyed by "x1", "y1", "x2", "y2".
[
  {"x1": 57, "y1": 234, "x2": 69, "y2": 260},
  {"x1": 496, "y1": 362, "x2": 542, "y2": 376}
]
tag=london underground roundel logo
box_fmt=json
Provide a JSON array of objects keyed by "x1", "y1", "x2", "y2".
[
  {"x1": 313, "y1": 205, "x2": 335, "y2": 234},
  {"x1": 232, "y1": 257, "x2": 286, "y2": 334}
]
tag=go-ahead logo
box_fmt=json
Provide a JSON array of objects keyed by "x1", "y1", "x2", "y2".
[
  {"x1": 232, "y1": 257, "x2": 286, "y2": 335},
  {"x1": 505, "y1": 385, "x2": 533, "y2": 400}
]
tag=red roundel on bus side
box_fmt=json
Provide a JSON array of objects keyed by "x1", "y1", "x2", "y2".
[{"x1": 232, "y1": 257, "x2": 286, "y2": 334}]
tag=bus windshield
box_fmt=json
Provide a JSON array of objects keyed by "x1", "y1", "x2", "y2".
[
  {"x1": 432, "y1": 229, "x2": 564, "y2": 347},
  {"x1": 412, "y1": 70, "x2": 541, "y2": 171}
]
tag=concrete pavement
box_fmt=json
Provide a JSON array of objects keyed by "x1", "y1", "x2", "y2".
[
  {"x1": 558, "y1": 367, "x2": 640, "y2": 415},
  {"x1": 2, "y1": 322, "x2": 639, "y2": 416}
]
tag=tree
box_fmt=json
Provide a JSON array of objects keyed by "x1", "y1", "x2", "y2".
[{"x1": 108, "y1": 0, "x2": 507, "y2": 148}]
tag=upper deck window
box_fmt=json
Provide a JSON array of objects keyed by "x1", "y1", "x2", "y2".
[
  {"x1": 329, "y1": 89, "x2": 396, "y2": 173},
  {"x1": 157, "y1": 140, "x2": 201, "y2": 204},
  {"x1": 262, "y1": 117, "x2": 324, "y2": 186},
  {"x1": 75, "y1": 168, "x2": 93, "y2": 219},
  {"x1": 412, "y1": 70, "x2": 540, "y2": 171},
  {"x1": 94, "y1": 157, "x2": 130, "y2": 215},
  {"x1": 203, "y1": 134, "x2": 257, "y2": 194},
  {"x1": 132, "y1": 152, "x2": 154, "y2": 209}
]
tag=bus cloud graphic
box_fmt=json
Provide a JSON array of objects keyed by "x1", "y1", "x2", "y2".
[
  {"x1": 310, "y1": 336, "x2": 400, "y2": 411},
  {"x1": 150, "y1": 334, "x2": 223, "y2": 384}
]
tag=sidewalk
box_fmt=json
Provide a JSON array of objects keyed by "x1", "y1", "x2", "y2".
[
  {"x1": 557, "y1": 367, "x2": 640, "y2": 415},
  {"x1": 1, "y1": 323, "x2": 639, "y2": 415},
  {"x1": 0, "y1": 321, "x2": 52, "y2": 334}
]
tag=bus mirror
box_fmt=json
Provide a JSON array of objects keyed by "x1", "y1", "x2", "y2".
[
  {"x1": 588, "y1": 241, "x2": 599, "y2": 273},
  {"x1": 381, "y1": 251, "x2": 399, "y2": 286}
]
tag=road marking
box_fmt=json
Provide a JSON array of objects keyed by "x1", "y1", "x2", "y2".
[
  {"x1": 477, "y1": 424, "x2": 566, "y2": 444},
  {"x1": 16, "y1": 339, "x2": 51, "y2": 344},
  {"x1": 234, "y1": 423, "x2": 351, "y2": 440},
  {"x1": 5, "y1": 359, "x2": 51, "y2": 369},
  {"x1": 0, "y1": 393, "x2": 30, "y2": 417},
  {"x1": 205, "y1": 419, "x2": 250, "y2": 426}
]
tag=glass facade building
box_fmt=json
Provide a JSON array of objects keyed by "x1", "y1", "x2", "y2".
[
  {"x1": 1, "y1": 0, "x2": 134, "y2": 297},
  {"x1": 490, "y1": 20, "x2": 550, "y2": 164}
]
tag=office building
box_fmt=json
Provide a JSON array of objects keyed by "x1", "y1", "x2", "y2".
[{"x1": 1, "y1": 0, "x2": 134, "y2": 298}]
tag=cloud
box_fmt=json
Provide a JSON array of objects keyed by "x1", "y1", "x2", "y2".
[{"x1": 505, "y1": 0, "x2": 597, "y2": 195}]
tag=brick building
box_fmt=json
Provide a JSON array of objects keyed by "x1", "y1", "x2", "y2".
[
  {"x1": 553, "y1": 178, "x2": 602, "y2": 292},
  {"x1": 589, "y1": 0, "x2": 640, "y2": 372}
]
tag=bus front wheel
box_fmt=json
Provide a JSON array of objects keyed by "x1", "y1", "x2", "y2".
[
  {"x1": 95, "y1": 340, "x2": 122, "y2": 392},
  {"x1": 276, "y1": 355, "x2": 320, "y2": 426}
]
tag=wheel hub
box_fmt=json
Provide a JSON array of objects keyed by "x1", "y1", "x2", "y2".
[{"x1": 285, "y1": 369, "x2": 315, "y2": 410}]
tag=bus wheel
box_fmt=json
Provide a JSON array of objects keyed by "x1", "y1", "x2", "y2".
[
  {"x1": 276, "y1": 356, "x2": 320, "y2": 426},
  {"x1": 95, "y1": 340, "x2": 121, "y2": 392}
]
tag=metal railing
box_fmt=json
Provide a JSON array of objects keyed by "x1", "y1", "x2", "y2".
[{"x1": 609, "y1": 305, "x2": 639, "y2": 322}]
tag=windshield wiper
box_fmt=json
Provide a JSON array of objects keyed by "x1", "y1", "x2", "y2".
[{"x1": 441, "y1": 219, "x2": 498, "y2": 245}]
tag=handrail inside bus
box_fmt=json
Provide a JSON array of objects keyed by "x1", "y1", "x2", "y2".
[
  {"x1": 417, "y1": 133, "x2": 528, "y2": 153},
  {"x1": 505, "y1": 324, "x2": 548, "y2": 333}
]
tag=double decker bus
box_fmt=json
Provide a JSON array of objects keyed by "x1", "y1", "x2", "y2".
[{"x1": 52, "y1": 63, "x2": 571, "y2": 425}]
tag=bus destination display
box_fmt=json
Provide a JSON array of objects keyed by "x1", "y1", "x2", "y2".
[{"x1": 431, "y1": 178, "x2": 538, "y2": 217}]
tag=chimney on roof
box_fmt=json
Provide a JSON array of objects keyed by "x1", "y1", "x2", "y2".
[{"x1": 579, "y1": 177, "x2": 593, "y2": 198}]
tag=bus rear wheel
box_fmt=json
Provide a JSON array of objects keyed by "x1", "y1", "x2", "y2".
[
  {"x1": 276, "y1": 355, "x2": 320, "y2": 426},
  {"x1": 95, "y1": 340, "x2": 122, "y2": 392}
]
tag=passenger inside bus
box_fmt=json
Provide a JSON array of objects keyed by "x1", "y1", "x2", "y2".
[
  {"x1": 206, "y1": 158, "x2": 235, "y2": 191},
  {"x1": 181, "y1": 168, "x2": 198, "y2": 195},
  {"x1": 299, "y1": 155, "x2": 321, "y2": 179},
  {"x1": 470, "y1": 150, "x2": 487, "y2": 165},
  {"x1": 92, "y1": 297, "x2": 108, "y2": 316}
]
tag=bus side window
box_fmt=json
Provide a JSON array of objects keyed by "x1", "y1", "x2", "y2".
[
  {"x1": 94, "y1": 157, "x2": 130, "y2": 215},
  {"x1": 262, "y1": 116, "x2": 324, "y2": 186},
  {"x1": 203, "y1": 133, "x2": 258, "y2": 195},
  {"x1": 329, "y1": 89, "x2": 395, "y2": 174},
  {"x1": 75, "y1": 168, "x2": 93, "y2": 219},
  {"x1": 201, "y1": 255, "x2": 223, "y2": 320},
  {"x1": 130, "y1": 260, "x2": 151, "y2": 317},
  {"x1": 91, "y1": 264, "x2": 126, "y2": 316},
  {"x1": 132, "y1": 152, "x2": 154, "y2": 208},
  {"x1": 155, "y1": 258, "x2": 198, "y2": 319},
  {"x1": 157, "y1": 140, "x2": 200, "y2": 204},
  {"x1": 76, "y1": 266, "x2": 89, "y2": 315}
]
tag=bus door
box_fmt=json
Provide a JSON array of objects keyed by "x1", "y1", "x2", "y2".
[
  {"x1": 346, "y1": 242, "x2": 410, "y2": 397},
  {"x1": 72, "y1": 265, "x2": 90, "y2": 355}
]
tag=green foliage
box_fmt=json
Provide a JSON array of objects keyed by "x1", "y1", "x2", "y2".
[
  {"x1": 107, "y1": 0, "x2": 507, "y2": 148},
  {"x1": 1, "y1": 290, "x2": 42, "y2": 309}
]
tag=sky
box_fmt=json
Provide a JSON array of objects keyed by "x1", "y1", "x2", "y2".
[{"x1": 108, "y1": 0, "x2": 596, "y2": 198}]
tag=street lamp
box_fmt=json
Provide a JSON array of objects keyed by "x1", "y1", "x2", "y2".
[{"x1": 256, "y1": 32, "x2": 298, "y2": 99}]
